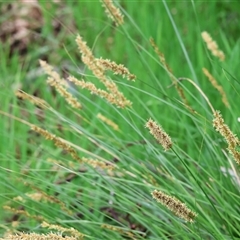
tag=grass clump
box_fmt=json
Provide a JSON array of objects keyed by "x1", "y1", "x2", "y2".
[{"x1": 1, "y1": 1, "x2": 240, "y2": 239}]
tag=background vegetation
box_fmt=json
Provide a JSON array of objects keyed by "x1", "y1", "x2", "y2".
[{"x1": 0, "y1": 1, "x2": 240, "y2": 239}]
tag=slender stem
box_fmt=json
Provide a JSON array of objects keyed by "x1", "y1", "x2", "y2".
[{"x1": 178, "y1": 77, "x2": 215, "y2": 113}]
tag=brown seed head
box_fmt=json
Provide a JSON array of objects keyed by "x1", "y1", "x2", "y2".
[
  {"x1": 202, "y1": 68, "x2": 229, "y2": 108},
  {"x1": 96, "y1": 58, "x2": 136, "y2": 81},
  {"x1": 15, "y1": 90, "x2": 49, "y2": 109},
  {"x1": 68, "y1": 76, "x2": 132, "y2": 108},
  {"x1": 47, "y1": 77, "x2": 81, "y2": 109},
  {"x1": 201, "y1": 31, "x2": 225, "y2": 61},
  {"x1": 97, "y1": 113, "x2": 119, "y2": 131},
  {"x1": 145, "y1": 118, "x2": 172, "y2": 151},
  {"x1": 39, "y1": 60, "x2": 68, "y2": 87},
  {"x1": 100, "y1": 0, "x2": 124, "y2": 26},
  {"x1": 213, "y1": 110, "x2": 240, "y2": 164},
  {"x1": 75, "y1": 35, "x2": 132, "y2": 108},
  {"x1": 151, "y1": 190, "x2": 197, "y2": 223},
  {"x1": 1, "y1": 232, "x2": 76, "y2": 240}
]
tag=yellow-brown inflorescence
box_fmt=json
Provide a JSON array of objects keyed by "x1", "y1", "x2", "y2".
[
  {"x1": 68, "y1": 76, "x2": 131, "y2": 108},
  {"x1": 1, "y1": 232, "x2": 76, "y2": 240},
  {"x1": 96, "y1": 58, "x2": 136, "y2": 81},
  {"x1": 13, "y1": 192, "x2": 44, "y2": 203},
  {"x1": 150, "y1": 37, "x2": 193, "y2": 113},
  {"x1": 22, "y1": 182, "x2": 73, "y2": 216},
  {"x1": 151, "y1": 190, "x2": 197, "y2": 223},
  {"x1": 213, "y1": 110, "x2": 240, "y2": 164},
  {"x1": 41, "y1": 221, "x2": 85, "y2": 239},
  {"x1": 31, "y1": 125, "x2": 82, "y2": 162},
  {"x1": 2, "y1": 221, "x2": 85, "y2": 240},
  {"x1": 101, "y1": 224, "x2": 137, "y2": 240},
  {"x1": 201, "y1": 31, "x2": 225, "y2": 61},
  {"x1": 150, "y1": 37, "x2": 173, "y2": 81},
  {"x1": 3, "y1": 206, "x2": 44, "y2": 222},
  {"x1": 74, "y1": 35, "x2": 132, "y2": 108},
  {"x1": 75, "y1": 34, "x2": 118, "y2": 93},
  {"x1": 145, "y1": 118, "x2": 172, "y2": 151},
  {"x1": 31, "y1": 125, "x2": 115, "y2": 170},
  {"x1": 82, "y1": 157, "x2": 115, "y2": 171},
  {"x1": 202, "y1": 68, "x2": 229, "y2": 108},
  {"x1": 97, "y1": 113, "x2": 119, "y2": 131},
  {"x1": 47, "y1": 77, "x2": 82, "y2": 109},
  {"x1": 40, "y1": 60, "x2": 81, "y2": 109},
  {"x1": 39, "y1": 60, "x2": 68, "y2": 87},
  {"x1": 15, "y1": 90, "x2": 49, "y2": 109},
  {"x1": 100, "y1": 0, "x2": 124, "y2": 26}
]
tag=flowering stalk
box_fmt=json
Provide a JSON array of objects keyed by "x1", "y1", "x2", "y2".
[
  {"x1": 201, "y1": 31, "x2": 225, "y2": 61},
  {"x1": 151, "y1": 190, "x2": 197, "y2": 223},
  {"x1": 145, "y1": 118, "x2": 172, "y2": 151},
  {"x1": 100, "y1": 0, "x2": 124, "y2": 26}
]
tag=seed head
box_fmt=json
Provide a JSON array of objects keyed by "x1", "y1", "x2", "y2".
[
  {"x1": 152, "y1": 190, "x2": 197, "y2": 223},
  {"x1": 213, "y1": 110, "x2": 240, "y2": 164},
  {"x1": 145, "y1": 118, "x2": 172, "y2": 151},
  {"x1": 201, "y1": 31, "x2": 225, "y2": 61},
  {"x1": 100, "y1": 0, "x2": 124, "y2": 26}
]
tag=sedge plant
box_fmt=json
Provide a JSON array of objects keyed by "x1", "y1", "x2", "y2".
[{"x1": 0, "y1": 1, "x2": 240, "y2": 239}]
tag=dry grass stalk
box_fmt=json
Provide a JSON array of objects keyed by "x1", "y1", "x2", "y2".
[
  {"x1": 39, "y1": 60, "x2": 68, "y2": 87},
  {"x1": 150, "y1": 37, "x2": 193, "y2": 112},
  {"x1": 13, "y1": 190, "x2": 73, "y2": 215},
  {"x1": 82, "y1": 157, "x2": 115, "y2": 170},
  {"x1": 3, "y1": 206, "x2": 44, "y2": 222},
  {"x1": 47, "y1": 157, "x2": 76, "y2": 169},
  {"x1": 11, "y1": 221, "x2": 20, "y2": 228},
  {"x1": 47, "y1": 77, "x2": 81, "y2": 109},
  {"x1": 202, "y1": 68, "x2": 229, "y2": 108},
  {"x1": 31, "y1": 125, "x2": 82, "y2": 163},
  {"x1": 100, "y1": 0, "x2": 124, "y2": 26},
  {"x1": 23, "y1": 183, "x2": 73, "y2": 216},
  {"x1": 151, "y1": 190, "x2": 197, "y2": 223},
  {"x1": 68, "y1": 76, "x2": 131, "y2": 108},
  {"x1": 12, "y1": 195, "x2": 24, "y2": 202},
  {"x1": 26, "y1": 192, "x2": 44, "y2": 202},
  {"x1": 75, "y1": 35, "x2": 117, "y2": 92},
  {"x1": 213, "y1": 110, "x2": 240, "y2": 164},
  {"x1": 97, "y1": 113, "x2": 119, "y2": 131},
  {"x1": 15, "y1": 90, "x2": 49, "y2": 109},
  {"x1": 41, "y1": 221, "x2": 85, "y2": 239},
  {"x1": 145, "y1": 118, "x2": 172, "y2": 151},
  {"x1": 13, "y1": 193, "x2": 43, "y2": 203},
  {"x1": 1, "y1": 232, "x2": 76, "y2": 240},
  {"x1": 150, "y1": 37, "x2": 174, "y2": 81},
  {"x1": 201, "y1": 31, "x2": 225, "y2": 61},
  {"x1": 96, "y1": 58, "x2": 136, "y2": 81},
  {"x1": 31, "y1": 125, "x2": 115, "y2": 170},
  {"x1": 75, "y1": 35, "x2": 132, "y2": 108},
  {"x1": 177, "y1": 77, "x2": 215, "y2": 113},
  {"x1": 101, "y1": 224, "x2": 137, "y2": 240},
  {"x1": 40, "y1": 60, "x2": 81, "y2": 109}
]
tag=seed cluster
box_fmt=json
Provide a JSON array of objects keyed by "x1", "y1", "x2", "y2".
[
  {"x1": 151, "y1": 190, "x2": 197, "y2": 223},
  {"x1": 201, "y1": 31, "x2": 225, "y2": 61},
  {"x1": 213, "y1": 111, "x2": 240, "y2": 165},
  {"x1": 202, "y1": 68, "x2": 229, "y2": 108},
  {"x1": 145, "y1": 118, "x2": 172, "y2": 151}
]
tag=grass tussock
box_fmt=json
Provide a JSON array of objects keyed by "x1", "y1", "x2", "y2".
[{"x1": 1, "y1": 1, "x2": 240, "y2": 239}]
